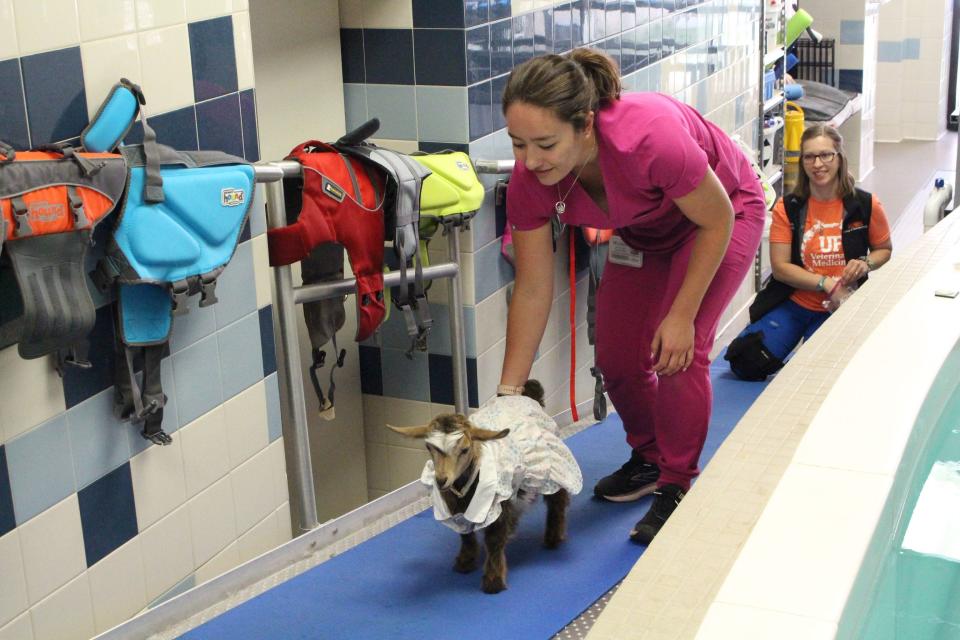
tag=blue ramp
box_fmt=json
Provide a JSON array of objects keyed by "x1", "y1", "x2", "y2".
[{"x1": 183, "y1": 361, "x2": 767, "y2": 640}]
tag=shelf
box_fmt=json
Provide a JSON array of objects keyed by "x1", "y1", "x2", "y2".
[
  {"x1": 763, "y1": 47, "x2": 785, "y2": 67},
  {"x1": 763, "y1": 93, "x2": 785, "y2": 112}
]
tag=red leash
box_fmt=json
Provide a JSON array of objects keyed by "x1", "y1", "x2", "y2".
[{"x1": 569, "y1": 230, "x2": 579, "y2": 422}]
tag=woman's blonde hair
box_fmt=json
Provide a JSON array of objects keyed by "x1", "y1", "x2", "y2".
[
  {"x1": 792, "y1": 124, "x2": 856, "y2": 199},
  {"x1": 501, "y1": 48, "x2": 621, "y2": 131}
]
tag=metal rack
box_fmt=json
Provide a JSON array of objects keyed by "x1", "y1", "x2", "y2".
[{"x1": 254, "y1": 161, "x2": 471, "y2": 535}]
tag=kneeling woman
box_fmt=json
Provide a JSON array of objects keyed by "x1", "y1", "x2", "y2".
[{"x1": 726, "y1": 124, "x2": 892, "y2": 381}]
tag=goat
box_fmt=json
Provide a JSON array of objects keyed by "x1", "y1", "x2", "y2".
[{"x1": 388, "y1": 380, "x2": 582, "y2": 593}]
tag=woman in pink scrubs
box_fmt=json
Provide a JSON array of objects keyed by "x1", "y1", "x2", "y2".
[{"x1": 497, "y1": 48, "x2": 766, "y2": 543}]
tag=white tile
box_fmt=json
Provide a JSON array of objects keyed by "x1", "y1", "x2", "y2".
[
  {"x1": 77, "y1": 0, "x2": 137, "y2": 40},
  {"x1": 137, "y1": 25, "x2": 195, "y2": 115},
  {"x1": 179, "y1": 406, "x2": 230, "y2": 498},
  {"x1": 236, "y1": 510, "x2": 280, "y2": 563},
  {"x1": 251, "y1": 235, "x2": 272, "y2": 309},
  {"x1": 267, "y1": 439, "x2": 288, "y2": 508},
  {"x1": 0, "y1": 531, "x2": 27, "y2": 629},
  {"x1": 0, "y1": 349, "x2": 66, "y2": 445},
  {"x1": 222, "y1": 380, "x2": 269, "y2": 468},
  {"x1": 18, "y1": 496, "x2": 86, "y2": 605},
  {"x1": 28, "y1": 574, "x2": 94, "y2": 640},
  {"x1": 134, "y1": 0, "x2": 185, "y2": 29},
  {"x1": 13, "y1": 0, "x2": 79, "y2": 55},
  {"x1": 696, "y1": 602, "x2": 837, "y2": 640},
  {"x1": 0, "y1": 613, "x2": 32, "y2": 640},
  {"x1": 475, "y1": 287, "x2": 508, "y2": 356},
  {"x1": 362, "y1": 0, "x2": 412, "y2": 28},
  {"x1": 369, "y1": 398, "x2": 432, "y2": 446},
  {"x1": 193, "y1": 540, "x2": 238, "y2": 585},
  {"x1": 80, "y1": 35, "x2": 141, "y2": 121},
  {"x1": 715, "y1": 464, "x2": 892, "y2": 624},
  {"x1": 0, "y1": 0, "x2": 18, "y2": 61},
  {"x1": 230, "y1": 446, "x2": 280, "y2": 534},
  {"x1": 337, "y1": 0, "x2": 363, "y2": 27},
  {"x1": 275, "y1": 502, "x2": 291, "y2": 540},
  {"x1": 87, "y1": 538, "x2": 146, "y2": 634},
  {"x1": 185, "y1": 0, "x2": 234, "y2": 21},
  {"x1": 232, "y1": 11, "x2": 254, "y2": 89},
  {"x1": 129, "y1": 435, "x2": 187, "y2": 530},
  {"x1": 188, "y1": 475, "x2": 237, "y2": 566},
  {"x1": 139, "y1": 505, "x2": 194, "y2": 602}
]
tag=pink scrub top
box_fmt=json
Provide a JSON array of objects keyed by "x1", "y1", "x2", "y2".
[{"x1": 506, "y1": 92, "x2": 763, "y2": 254}]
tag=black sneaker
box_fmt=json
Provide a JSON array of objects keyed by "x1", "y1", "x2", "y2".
[
  {"x1": 629, "y1": 484, "x2": 686, "y2": 544},
  {"x1": 593, "y1": 449, "x2": 660, "y2": 502}
]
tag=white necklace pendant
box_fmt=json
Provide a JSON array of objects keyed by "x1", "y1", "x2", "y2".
[{"x1": 555, "y1": 201, "x2": 566, "y2": 216}]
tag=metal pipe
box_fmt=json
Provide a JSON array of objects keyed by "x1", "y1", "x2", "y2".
[
  {"x1": 292, "y1": 262, "x2": 459, "y2": 305},
  {"x1": 474, "y1": 158, "x2": 515, "y2": 175},
  {"x1": 264, "y1": 177, "x2": 319, "y2": 535},
  {"x1": 446, "y1": 229, "x2": 469, "y2": 414}
]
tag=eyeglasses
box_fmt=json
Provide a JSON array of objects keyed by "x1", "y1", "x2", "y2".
[{"x1": 801, "y1": 151, "x2": 838, "y2": 164}]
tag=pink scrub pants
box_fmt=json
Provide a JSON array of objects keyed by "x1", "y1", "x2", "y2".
[{"x1": 595, "y1": 198, "x2": 765, "y2": 490}]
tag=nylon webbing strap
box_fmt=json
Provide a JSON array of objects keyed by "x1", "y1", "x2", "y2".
[{"x1": 120, "y1": 78, "x2": 165, "y2": 203}]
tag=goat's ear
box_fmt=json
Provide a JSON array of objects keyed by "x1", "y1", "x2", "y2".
[
  {"x1": 470, "y1": 427, "x2": 510, "y2": 441},
  {"x1": 386, "y1": 424, "x2": 431, "y2": 438}
]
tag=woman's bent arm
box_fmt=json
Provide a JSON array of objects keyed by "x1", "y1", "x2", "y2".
[{"x1": 500, "y1": 223, "x2": 556, "y2": 387}]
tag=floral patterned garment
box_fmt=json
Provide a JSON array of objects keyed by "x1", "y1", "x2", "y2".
[{"x1": 420, "y1": 395, "x2": 583, "y2": 534}]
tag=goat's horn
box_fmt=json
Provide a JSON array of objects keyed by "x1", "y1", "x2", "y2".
[{"x1": 386, "y1": 423, "x2": 431, "y2": 438}]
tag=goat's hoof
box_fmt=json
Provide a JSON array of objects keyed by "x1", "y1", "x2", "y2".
[
  {"x1": 482, "y1": 576, "x2": 507, "y2": 594},
  {"x1": 453, "y1": 557, "x2": 477, "y2": 573},
  {"x1": 543, "y1": 533, "x2": 566, "y2": 549}
]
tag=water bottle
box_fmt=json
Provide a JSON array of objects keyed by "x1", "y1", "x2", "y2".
[{"x1": 923, "y1": 178, "x2": 953, "y2": 231}]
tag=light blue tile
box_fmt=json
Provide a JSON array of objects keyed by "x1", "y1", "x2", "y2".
[
  {"x1": 172, "y1": 335, "x2": 223, "y2": 426},
  {"x1": 468, "y1": 134, "x2": 500, "y2": 190},
  {"x1": 839, "y1": 20, "x2": 864, "y2": 45},
  {"x1": 248, "y1": 188, "x2": 267, "y2": 238},
  {"x1": 381, "y1": 347, "x2": 430, "y2": 402},
  {"x1": 217, "y1": 312, "x2": 264, "y2": 400},
  {"x1": 365, "y1": 84, "x2": 417, "y2": 140},
  {"x1": 67, "y1": 389, "x2": 133, "y2": 490},
  {"x1": 877, "y1": 40, "x2": 902, "y2": 63},
  {"x1": 469, "y1": 188, "x2": 498, "y2": 251},
  {"x1": 473, "y1": 237, "x2": 513, "y2": 302},
  {"x1": 903, "y1": 38, "x2": 920, "y2": 60},
  {"x1": 377, "y1": 302, "x2": 415, "y2": 351},
  {"x1": 416, "y1": 86, "x2": 469, "y2": 144},
  {"x1": 128, "y1": 357, "x2": 181, "y2": 457},
  {"x1": 168, "y1": 296, "x2": 218, "y2": 355},
  {"x1": 343, "y1": 83, "x2": 368, "y2": 133},
  {"x1": 423, "y1": 302, "x2": 477, "y2": 358},
  {"x1": 265, "y1": 373, "x2": 282, "y2": 442},
  {"x1": 7, "y1": 415, "x2": 76, "y2": 524},
  {"x1": 213, "y1": 242, "x2": 258, "y2": 329}
]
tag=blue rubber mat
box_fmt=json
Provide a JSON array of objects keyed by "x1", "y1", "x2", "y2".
[{"x1": 183, "y1": 361, "x2": 767, "y2": 640}]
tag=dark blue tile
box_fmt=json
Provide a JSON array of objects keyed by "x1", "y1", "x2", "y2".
[
  {"x1": 21, "y1": 47, "x2": 87, "y2": 145},
  {"x1": 492, "y1": 74, "x2": 508, "y2": 130},
  {"x1": 467, "y1": 25, "x2": 491, "y2": 84},
  {"x1": 0, "y1": 446, "x2": 14, "y2": 537},
  {"x1": 258, "y1": 305, "x2": 276, "y2": 377},
  {"x1": 196, "y1": 93, "x2": 243, "y2": 157},
  {"x1": 418, "y1": 141, "x2": 469, "y2": 154},
  {"x1": 535, "y1": 8, "x2": 553, "y2": 55},
  {"x1": 622, "y1": 0, "x2": 637, "y2": 30},
  {"x1": 839, "y1": 69, "x2": 863, "y2": 92},
  {"x1": 79, "y1": 462, "x2": 137, "y2": 567},
  {"x1": 340, "y1": 29, "x2": 365, "y2": 84},
  {"x1": 413, "y1": 0, "x2": 464, "y2": 28},
  {"x1": 428, "y1": 354, "x2": 478, "y2": 408},
  {"x1": 490, "y1": 18, "x2": 513, "y2": 77},
  {"x1": 489, "y1": 0, "x2": 511, "y2": 21},
  {"x1": 465, "y1": 0, "x2": 489, "y2": 27},
  {"x1": 0, "y1": 59, "x2": 29, "y2": 149},
  {"x1": 553, "y1": 3, "x2": 573, "y2": 54},
  {"x1": 239, "y1": 218, "x2": 251, "y2": 243},
  {"x1": 364, "y1": 29, "x2": 414, "y2": 85},
  {"x1": 468, "y1": 81, "x2": 493, "y2": 141},
  {"x1": 63, "y1": 305, "x2": 117, "y2": 409},
  {"x1": 358, "y1": 345, "x2": 383, "y2": 396},
  {"x1": 146, "y1": 106, "x2": 198, "y2": 151},
  {"x1": 240, "y1": 89, "x2": 259, "y2": 162},
  {"x1": 512, "y1": 13, "x2": 535, "y2": 67},
  {"x1": 414, "y1": 29, "x2": 466, "y2": 86},
  {"x1": 189, "y1": 17, "x2": 238, "y2": 102},
  {"x1": 606, "y1": 0, "x2": 622, "y2": 36}
]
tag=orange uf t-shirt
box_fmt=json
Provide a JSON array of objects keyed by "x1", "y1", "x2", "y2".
[{"x1": 769, "y1": 194, "x2": 891, "y2": 312}]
